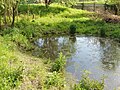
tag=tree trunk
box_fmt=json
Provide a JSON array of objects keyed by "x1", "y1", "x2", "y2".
[
  {"x1": 114, "y1": 5, "x2": 118, "y2": 15},
  {"x1": 45, "y1": 0, "x2": 48, "y2": 7},
  {"x1": 11, "y1": 7, "x2": 15, "y2": 27},
  {"x1": 93, "y1": 2, "x2": 96, "y2": 11},
  {"x1": 11, "y1": 1, "x2": 18, "y2": 27},
  {"x1": 104, "y1": 3, "x2": 107, "y2": 11},
  {"x1": 0, "y1": 16, "x2": 2, "y2": 30},
  {"x1": 48, "y1": 0, "x2": 52, "y2": 5}
]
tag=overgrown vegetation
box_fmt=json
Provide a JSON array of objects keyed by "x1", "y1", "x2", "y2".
[
  {"x1": 0, "y1": 29, "x2": 66, "y2": 89},
  {"x1": 0, "y1": 36, "x2": 23, "y2": 89},
  {"x1": 51, "y1": 53, "x2": 66, "y2": 72}
]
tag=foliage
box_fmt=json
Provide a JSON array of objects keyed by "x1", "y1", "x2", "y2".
[
  {"x1": 2, "y1": 28, "x2": 31, "y2": 49},
  {"x1": 0, "y1": 36, "x2": 23, "y2": 89},
  {"x1": 0, "y1": 67, "x2": 23, "y2": 90},
  {"x1": 45, "y1": 71, "x2": 65, "y2": 89},
  {"x1": 69, "y1": 24, "x2": 76, "y2": 35},
  {"x1": 73, "y1": 71, "x2": 104, "y2": 90},
  {"x1": 99, "y1": 27, "x2": 106, "y2": 37},
  {"x1": 51, "y1": 53, "x2": 66, "y2": 72},
  {"x1": 0, "y1": 0, "x2": 20, "y2": 26}
]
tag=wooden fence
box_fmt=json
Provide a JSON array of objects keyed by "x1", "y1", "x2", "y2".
[{"x1": 73, "y1": 3, "x2": 120, "y2": 15}]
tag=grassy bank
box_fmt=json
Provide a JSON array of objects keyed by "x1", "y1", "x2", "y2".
[
  {"x1": 0, "y1": 3, "x2": 119, "y2": 89},
  {"x1": 0, "y1": 30, "x2": 67, "y2": 89},
  {"x1": 16, "y1": 4, "x2": 120, "y2": 40}
]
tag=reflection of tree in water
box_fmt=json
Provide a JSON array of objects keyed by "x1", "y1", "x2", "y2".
[
  {"x1": 41, "y1": 37, "x2": 58, "y2": 60},
  {"x1": 69, "y1": 35, "x2": 76, "y2": 43},
  {"x1": 99, "y1": 38, "x2": 120, "y2": 70},
  {"x1": 35, "y1": 36, "x2": 76, "y2": 60}
]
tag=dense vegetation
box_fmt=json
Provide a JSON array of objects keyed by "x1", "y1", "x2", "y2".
[{"x1": 0, "y1": 0, "x2": 120, "y2": 89}]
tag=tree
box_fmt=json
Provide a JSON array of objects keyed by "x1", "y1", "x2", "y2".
[
  {"x1": 11, "y1": 0, "x2": 19, "y2": 27},
  {"x1": 0, "y1": 0, "x2": 20, "y2": 28}
]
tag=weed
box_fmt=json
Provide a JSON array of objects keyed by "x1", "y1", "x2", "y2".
[
  {"x1": 51, "y1": 53, "x2": 66, "y2": 72},
  {"x1": 73, "y1": 70, "x2": 104, "y2": 90},
  {"x1": 0, "y1": 37, "x2": 23, "y2": 89},
  {"x1": 45, "y1": 71, "x2": 65, "y2": 89}
]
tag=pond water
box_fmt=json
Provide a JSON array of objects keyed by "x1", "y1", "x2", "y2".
[{"x1": 35, "y1": 36, "x2": 120, "y2": 90}]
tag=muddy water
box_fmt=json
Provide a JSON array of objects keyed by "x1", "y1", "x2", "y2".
[{"x1": 36, "y1": 36, "x2": 120, "y2": 90}]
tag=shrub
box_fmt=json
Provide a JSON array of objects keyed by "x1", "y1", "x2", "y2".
[
  {"x1": 100, "y1": 27, "x2": 106, "y2": 37},
  {"x1": 69, "y1": 24, "x2": 76, "y2": 35}
]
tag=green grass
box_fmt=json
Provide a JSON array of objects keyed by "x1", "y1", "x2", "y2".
[
  {"x1": 0, "y1": 36, "x2": 23, "y2": 89},
  {"x1": 16, "y1": 4, "x2": 120, "y2": 40}
]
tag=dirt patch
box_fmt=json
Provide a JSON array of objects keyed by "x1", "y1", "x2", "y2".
[{"x1": 103, "y1": 15, "x2": 120, "y2": 23}]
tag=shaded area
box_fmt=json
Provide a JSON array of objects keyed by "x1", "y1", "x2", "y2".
[{"x1": 18, "y1": 4, "x2": 68, "y2": 16}]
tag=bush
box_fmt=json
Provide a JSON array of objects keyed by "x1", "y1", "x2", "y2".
[
  {"x1": 69, "y1": 24, "x2": 76, "y2": 35},
  {"x1": 100, "y1": 27, "x2": 106, "y2": 37}
]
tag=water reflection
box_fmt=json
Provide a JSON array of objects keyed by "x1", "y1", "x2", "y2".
[
  {"x1": 35, "y1": 36, "x2": 120, "y2": 90},
  {"x1": 35, "y1": 36, "x2": 76, "y2": 60},
  {"x1": 99, "y1": 38, "x2": 120, "y2": 70}
]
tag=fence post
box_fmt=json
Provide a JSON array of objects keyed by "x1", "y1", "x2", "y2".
[
  {"x1": 81, "y1": 2, "x2": 84, "y2": 10},
  {"x1": 104, "y1": 1, "x2": 107, "y2": 12}
]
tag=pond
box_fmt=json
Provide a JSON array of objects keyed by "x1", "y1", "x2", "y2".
[{"x1": 35, "y1": 35, "x2": 120, "y2": 90}]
